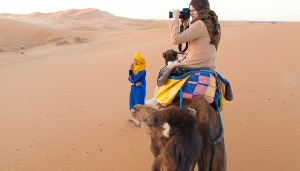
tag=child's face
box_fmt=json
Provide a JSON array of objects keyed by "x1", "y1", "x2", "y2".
[{"x1": 134, "y1": 59, "x2": 139, "y2": 65}]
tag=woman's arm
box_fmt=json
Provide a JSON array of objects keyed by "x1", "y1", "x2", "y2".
[{"x1": 169, "y1": 20, "x2": 204, "y2": 45}]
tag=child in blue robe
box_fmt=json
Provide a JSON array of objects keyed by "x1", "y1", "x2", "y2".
[{"x1": 128, "y1": 52, "x2": 146, "y2": 111}]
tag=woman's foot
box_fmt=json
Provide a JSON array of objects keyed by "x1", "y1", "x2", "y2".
[{"x1": 145, "y1": 98, "x2": 158, "y2": 106}]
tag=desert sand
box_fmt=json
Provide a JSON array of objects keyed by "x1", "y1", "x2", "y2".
[{"x1": 0, "y1": 8, "x2": 300, "y2": 171}]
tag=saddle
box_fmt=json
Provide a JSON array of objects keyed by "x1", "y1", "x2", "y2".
[{"x1": 155, "y1": 67, "x2": 233, "y2": 111}]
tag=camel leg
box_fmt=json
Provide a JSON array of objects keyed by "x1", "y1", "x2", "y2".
[
  {"x1": 197, "y1": 138, "x2": 212, "y2": 171},
  {"x1": 210, "y1": 139, "x2": 227, "y2": 171}
]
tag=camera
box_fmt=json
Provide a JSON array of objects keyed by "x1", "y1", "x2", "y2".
[{"x1": 169, "y1": 8, "x2": 191, "y2": 20}]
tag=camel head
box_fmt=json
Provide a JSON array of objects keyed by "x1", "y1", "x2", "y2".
[
  {"x1": 145, "y1": 106, "x2": 202, "y2": 171},
  {"x1": 131, "y1": 104, "x2": 197, "y2": 136},
  {"x1": 145, "y1": 106, "x2": 197, "y2": 138},
  {"x1": 130, "y1": 104, "x2": 158, "y2": 129}
]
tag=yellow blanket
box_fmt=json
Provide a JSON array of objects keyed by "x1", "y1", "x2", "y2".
[{"x1": 155, "y1": 75, "x2": 191, "y2": 106}]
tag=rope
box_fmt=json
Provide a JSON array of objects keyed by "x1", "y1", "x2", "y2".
[
  {"x1": 179, "y1": 87, "x2": 183, "y2": 108},
  {"x1": 212, "y1": 92, "x2": 224, "y2": 145}
]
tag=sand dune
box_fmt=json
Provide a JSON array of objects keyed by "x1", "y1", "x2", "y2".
[
  {"x1": 0, "y1": 8, "x2": 300, "y2": 171},
  {"x1": 0, "y1": 18, "x2": 90, "y2": 52},
  {"x1": 0, "y1": 9, "x2": 168, "y2": 52},
  {"x1": 5, "y1": 8, "x2": 116, "y2": 21},
  {"x1": 48, "y1": 8, "x2": 116, "y2": 21}
]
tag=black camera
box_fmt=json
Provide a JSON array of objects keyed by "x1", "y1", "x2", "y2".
[{"x1": 169, "y1": 8, "x2": 191, "y2": 20}]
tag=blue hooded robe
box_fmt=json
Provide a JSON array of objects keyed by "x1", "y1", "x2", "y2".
[{"x1": 128, "y1": 70, "x2": 146, "y2": 110}]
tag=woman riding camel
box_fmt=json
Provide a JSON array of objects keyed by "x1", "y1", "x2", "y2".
[{"x1": 146, "y1": 0, "x2": 221, "y2": 105}]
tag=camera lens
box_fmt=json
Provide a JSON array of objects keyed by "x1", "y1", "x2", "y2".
[
  {"x1": 169, "y1": 11, "x2": 173, "y2": 19},
  {"x1": 168, "y1": 8, "x2": 190, "y2": 20}
]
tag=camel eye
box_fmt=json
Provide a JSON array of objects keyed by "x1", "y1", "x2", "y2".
[{"x1": 146, "y1": 120, "x2": 152, "y2": 126}]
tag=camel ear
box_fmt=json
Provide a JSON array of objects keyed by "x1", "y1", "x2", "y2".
[
  {"x1": 187, "y1": 107, "x2": 197, "y2": 116},
  {"x1": 162, "y1": 52, "x2": 166, "y2": 58},
  {"x1": 162, "y1": 122, "x2": 170, "y2": 138}
]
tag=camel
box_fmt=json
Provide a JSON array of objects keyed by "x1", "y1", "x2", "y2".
[
  {"x1": 144, "y1": 106, "x2": 202, "y2": 171},
  {"x1": 130, "y1": 95, "x2": 226, "y2": 171}
]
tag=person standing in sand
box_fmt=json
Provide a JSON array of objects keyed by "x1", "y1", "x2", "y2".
[
  {"x1": 128, "y1": 52, "x2": 146, "y2": 113},
  {"x1": 146, "y1": 0, "x2": 221, "y2": 106}
]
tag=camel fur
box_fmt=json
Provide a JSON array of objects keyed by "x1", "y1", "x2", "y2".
[{"x1": 130, "y1": 95, "x2": 226, "y2": 171}]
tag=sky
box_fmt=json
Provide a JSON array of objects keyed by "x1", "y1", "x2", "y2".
[{"x1": 0, "y1": 0, "x2": 299, "y2": 21}]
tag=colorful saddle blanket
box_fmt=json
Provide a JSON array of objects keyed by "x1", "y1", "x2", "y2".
[
  {"x1": 155, "y1": 67, "x2": 233, "y2": 111},
  {"x1": 181, "y1": 72, "x2": 216, "y2": 104},
  {"x1": 155, "y1": 71, "x2": 216, "y2": 106}
]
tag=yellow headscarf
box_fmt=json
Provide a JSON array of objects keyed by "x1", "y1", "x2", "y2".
[{"x1": 132, "y1": 52, "x2": 146, "y2": 75}]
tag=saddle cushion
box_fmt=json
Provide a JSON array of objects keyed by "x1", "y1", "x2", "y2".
[
  {"x1": 155, "y1": 71, "x2": 217, "y2": 107},
  {"x1": 181, "y1": 72, "x2": 217, "y2": 104}
]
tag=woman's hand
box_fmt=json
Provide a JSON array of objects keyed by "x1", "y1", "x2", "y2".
[
  {"x1": 167, "y1": 61, "x2": 179, "y2": 69},
  {"x1": 167, "y1": 60, "x2": 178, "y2": 65},
  {"x1": 172, "y1": 9, "x2": 180, "y2": 20}
]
